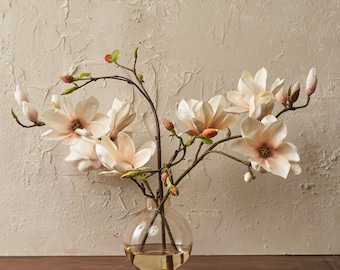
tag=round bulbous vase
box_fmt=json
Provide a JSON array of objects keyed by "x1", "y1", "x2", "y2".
[{"x1": 123, "y1": 197, "x2": 193, "y2": 270}]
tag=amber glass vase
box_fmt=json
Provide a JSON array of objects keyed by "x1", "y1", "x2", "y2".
[{"x1": 123, "y1": 198, "x2": 193, "y2": 270}]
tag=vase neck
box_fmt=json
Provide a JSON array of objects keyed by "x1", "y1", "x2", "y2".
[{"x1": 145, "y1": 197, "x2": 170, "y2": 210}]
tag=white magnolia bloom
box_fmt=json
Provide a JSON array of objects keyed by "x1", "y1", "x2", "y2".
[
  {"x1": 22, "y1": 101, "x2": 39, "y2": 123},
  {"x1": 41, "y1": 96, "x2": 109, "y2": 145},
  {"x1": 231, "y1": 115, "x2": 301, "y2": 179},
  {"x1": 107, "y1": 98, "x2": 136, "y2": 141},
  {"x1": 65, "y1": 137, "x2": 102, "y2": 172},
  {"x1": 176, "y1": 95, "x2": 239, "y2": 136},
  {"x1": 226, "y1": 68, "x2": 284, "y2": 119},
  {"x1": 14, "y1": 85, "x2": 29, "y2": 107},
  {"x1": 95, "y1": 132, "x2": 156, "y2": 176}
]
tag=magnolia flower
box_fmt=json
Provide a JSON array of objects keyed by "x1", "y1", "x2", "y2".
[
  {"x1": 176, "y1": 95, "x2": 239, "y2": 136},
  {"x1": 226, "y1": 68, "x2": 284, "y2": 119},
  {"x1": 230, "y1": 115, "x2": 301, "y2": 179},
  {"x1": 22, "y1": 101, "x2": 39, "y2": 123},
  {"x1": 95, "y1": 132, "x2": 156, "y2": 176},
  {"x1": 41, "y1": 96, "x2": 109, "y2": 145},
  {"x1": 306, "y1": 68, "x2": 317, "y2": 96},
  {"x1": 65, "y1": 137, "x2": 102, "y2": 172},
  {"x1": 275, "y1": 88, "x2": 288, "y2": 104},
  {"x1": 107, "y1": 98, "x2": 136, "y2": 141},
  {"x1": 14, "y1": 85, "x2": 29, "y2": 107}
]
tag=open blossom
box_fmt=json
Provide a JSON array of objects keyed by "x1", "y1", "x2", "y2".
[
  {"x1": 65, "y1": 137, "x2": 102, "y2": 172},
  {"x1": 230, "y1": 115, "x2": 301, "y2": 179},
  {"x1": 95, "y1": 132, "x2": 156, "y2": 176},
  {"x1": 107, "y1": 98, "x2": 136, "y2": 141},
  {"x1": 41, "y1": 96, "x2": 109, "y2": 145},
  {"x1": 226, "y1": 68, "x2": 284, "y2": 119},
  {"x1": 176, "y1": 95, "x2": 239, "y2": 136}
]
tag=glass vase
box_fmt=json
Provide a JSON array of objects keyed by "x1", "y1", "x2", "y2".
[{"x1": 123, "y1": 197, "x2": 193, "y2": 270}]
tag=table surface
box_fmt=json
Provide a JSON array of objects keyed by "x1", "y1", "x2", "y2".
[{"x1": 0, "y1": 256, "x2": 339, "y2": 270}]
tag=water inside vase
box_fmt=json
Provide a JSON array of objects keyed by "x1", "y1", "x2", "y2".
[{"x1": 124, "y1": 243, "x2": 191, "y2": 270}]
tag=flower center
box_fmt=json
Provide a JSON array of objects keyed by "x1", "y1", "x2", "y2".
[
  {"x1": 258, "y1": 145, "x2": 272, "y2": 158},
  {"x1": 72, "y1": 120, "x2": 83, "y2": 131}
]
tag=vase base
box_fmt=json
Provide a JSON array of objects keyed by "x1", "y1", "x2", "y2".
[{"x1": 124, "y1": 243, "x2": 191, "y2": 270}]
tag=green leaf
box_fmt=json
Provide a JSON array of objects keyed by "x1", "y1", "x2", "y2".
[
  {"x1": 111, "y1": 49, "x2": 121, "y2": 62},
  {"x1": 79, "y1": 72, "x2": 91, "y2": 79},
  {"x1": 60, "y1": 86, "x2": 79, "y2": 95},
  {"x1": 185, "y1": 136, "x2": 196, "y2": 146},
  {"x1": 137, "y1": 174, "x2": 148, "y2": 181},
  {"x1": 200, "y1": 137, "x2": 213, "y2": 144},
  {"x1": 121, "y1": 169, "x2": 143, "y2": 178}
]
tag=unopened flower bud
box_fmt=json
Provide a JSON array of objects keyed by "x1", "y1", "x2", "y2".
[
  {"x1": 168, "y1": 185, "x2": 179, "y2": 196},
  {"x1": 161, "y1": 171, "x2": 169, "y2": 185},
  {"x1": 59, "y1": 75, "x2": 74, "y2": 83},
  {"x1": 163, "y1": 118, "x2": 175, "y2": 131},
  {"x1": 244, "y1": 172, "x2": 254, "y2": 183},
  {"x1": 104, "y1": 54, "x2": 113, "y2": 63},
  {"x1": 202, "y1": 128, "x2": 218, "y2": 138},
  {"x1": 51, "y1": 95, "x2": 60, "y2": 109},
  {"x1": 275, "y1": 88, "x2": 288, "y2": 104},
  {"x1": 14, "y1": 85, "x2": 29, "y2": 107},
  {"x1": 306, "y1": 68, "x2": 317, "y2": 96},
  {"x1": 290, "y1": 82, "x2": 300, "y2": 103},
  {"x1": 22, "y1": 101, "x2": 39, "y2": 123}
]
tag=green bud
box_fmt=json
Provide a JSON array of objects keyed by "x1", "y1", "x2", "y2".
[
  {"x1": 111, "y1": 49, "x2": 121, "y2": 62},
  {"x1": 121, "y1": 170, "x2": 143, "y2": 178},
  {"x1": 185, "y1": 136, "x2": 196, "y2": 146},
  {"x1": 137, "y1": 74, "x2": 144, "y2": 82},
  {"x1": 134, "y1": 48, "x2": 138, "y2": 59},
  {"x1": 79, "y1": 72, "x2": 91, "y2": 79},
  {"x1": 60, "y1": 86, "x2": 79, "y2": 95}
]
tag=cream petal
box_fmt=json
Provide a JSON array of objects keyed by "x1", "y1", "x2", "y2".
[
  {"x1": 239, "y1": 77, "x2": 264, "y2": 97},
  {"x1": 140, "y1": 141, "x2": 156, "y2": 155},
  {"x1": 41, "y1": 129, "x2": 70, "y2": 141},
  {"x1": 14, "y1": 85, "x2": 29, "y2": 106},
  {"x1": 240, "y1": 117, "x2": 263, "y2": 138},
  {"x1": 133, "y1": 148, "x2": 153, "y2": 168},
  {"x1": 63, "y1": 134, "x2": 81, "y2": 145},
  {"x1": 100, "y1": 135, "x2": 124, "y2": 162},
  {"x1": 214, "y1": 114, "x2": 240, "y2": 130},
  {"x1": 254, "y1": 67, "x2": 267, "y2": 90},
  {"x1": 78, "y1": 160, "x2": 101, "y2": 172},
  {"x1": 193, "y1": 101, "x2": 214, "y2": 127},
  {"x1": 226, "y1": 91, "x2": 249, "y2": 109},
  {"x1": 115, "y1": 102, "x2": 131, "y2": 122},
  {"x1": 114, "y1": 162, "x2": 133, "y2": 173},
  {"x1": 86, "y1": 116, "x2": 110, "y2": 138},
  {"x1": 225, "y1": 106, "x2": 249, "y2": 114},
  {"x1": 276, "y1": 142, "x2": 300, "y2": 162},
  {"x1": 41, "y1": 109, "x2": 72, "y2": 133},
  {"x1": 265, "y1": 155, "x2": 291, "y2": 178},
  {"x1": 95, "y1": 144, "x2": 117, "y2": 170},
  {"x1": 208, "y1": 95, "x2": 227, "y2": 116},
  {"x1": 62, "y1": 96, "x2": 75, "y2": 119},
  {"x1": 269, "y1": 78, "x2": 284, "y2": 95},
  {"x1": 230, "y1": 138, "x2": 258, "y2": 157},
  {"x1": 263, "y1": 120, "x2": 287, "y2": 149},
  {"x1": 22, "y1": 101, "x2": 38, "y2": 122},
  {"x1": 290, "y1": 162, "x2": 302, "y2": 175},
  {"x1": 98, "y1": 170, "x2": 122, "y2": 176},
  {"x1": 76, "y1": 96, "x2": 99, "y2": 124},
  {"x1": 117, "y1": 132, "x2": 136, "y2": 161}
]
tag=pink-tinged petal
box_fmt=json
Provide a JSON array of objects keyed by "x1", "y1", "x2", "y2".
[
  {"x1": 116, "y1": 132, "x2": 135, "y2": 161},
  {"x1": 74, "y1": 128, "x2": 92, "y2": 137},
  {"x1": 63, "y1": 134, "x2": 81, "y2": 145},
  {"x1": 114, "y1": 113, "x2": 135, "y2": 133},
  {"x1": 239, "y1": 77, "x2": 264, "y2": 97},
  {"x1": 140, "y1": 141, "x2": 156, "y2": 155},
  {"x1": 192, "y1": 118, "x2": 205, "y2": 133},
  {"x1": 208, "y1": 95, "x2": 227, "y2": 116},
  {"x1": 263, "y1": 119, "x2": 287, "y2": 149},
  {"x1": 76, "y1": 96, "x2": 99, "y2": 124},
  {"x1": 192, "y1": 101, "x2": 214, "y2": 127},
  {"x1": 98, "y1": 170, "x2": 122, "y2": 176},
  {"x1": 240, "y1": 117, "x2": 263, "y2": 138},
  {"x1": 85, "y1": 114, "x2": 109, "y2": 138},
  {"x1": 133, "y1": 148, "x2": 153, "y2": 168},
  {"x1": 95, "y1": 144, "x2": 117, "y2": 170},
  {"x1": 100, "y1": 135, "x2": 124, "y2": 162},
  {"x1": 275, "y1": 142, "x2": 300, "y2": 162},
  {"x1": 230, "y1": 138, "x2": 259, "y2": 157},
  {"x1": 214, "y1": 114, "x2": 240, "y2": 130},
  {"x1": 114, "y1": 162, "x2": 133, "y2": 173},
  {"x1": 14, "y1": 85, "x2": 29, "y2": 107},
  {"x1": 306, "y1": 68, "x2": 317, "y2": 95},
  {"x1": 250, "y1": 159, "x2": 269, "y2": 173},
  {"x1": 22, "y1": 101, "x2": 38, "y2": 122},
  {"x1": 254, "y1": 67, "x2": 267, "y2": 90},
  {"x1": 240, "y1": 70, "x2": 253, "y2": 79},
  {"x1": 265, "y1": 155, "x2": 291, "y2": 178},
  {"x1": 225, "y1": 106, "x2": 249, "y2": 114},
  {"x1": 41, "y1": 129, "x2": 71, "y2": 141},
  {"x1": 177, "y1": 99, "x2": 197, "y2": 131},
  {"x1": 62, "y1": 96, "x2": 75, "y2": 119},
  {"x1": 41, "y1": 108, "x2": 72, "y2": 133},
  {"x1": 115, "y1": 102, "x2": 131, "y2": 123}
]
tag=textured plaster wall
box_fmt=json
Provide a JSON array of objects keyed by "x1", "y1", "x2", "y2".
[{"x1": 0, "y1": 0, "x2": 339, "y2": 256}]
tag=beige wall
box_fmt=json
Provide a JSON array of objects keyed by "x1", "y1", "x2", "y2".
[{"x1": 1, "y1": 0, "x2": 339, "y2": 255}]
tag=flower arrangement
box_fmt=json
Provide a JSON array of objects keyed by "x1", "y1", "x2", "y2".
[{"x1": 12, "y1": 48, "x2": 317, "y2": 268}]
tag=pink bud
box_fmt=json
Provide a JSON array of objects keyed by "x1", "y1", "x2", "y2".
[
  {"x1": 202, "y1": 128, "x2": 218, "y2": 138},
  {"x1": 169, "y1": 185, "x2": 179, "y2": 196},
  {"x1": 14, "y1": 85, "x2": 29, "y2": 107},
  {"x1": 163, "y1": 118, "x2": 175, "y2": 131},
  {"x1": 275, "y1": 88, "x2": 288, "y2": 104},
  {"x1": 22, "y1": 101, "x2": 39, "y2": 123},
  {"x1": 306, "y1": 68, "x2": 317, "y2": 96},
  {"x1": 161, "y1": 171, "x2": 169, "y2": 185},
  {"x1": 59, "y1": 75, "x2": 74, "y2": 83},
  {"x1": 104, "y1": 54, "x2": 113, "y2": 63}
]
